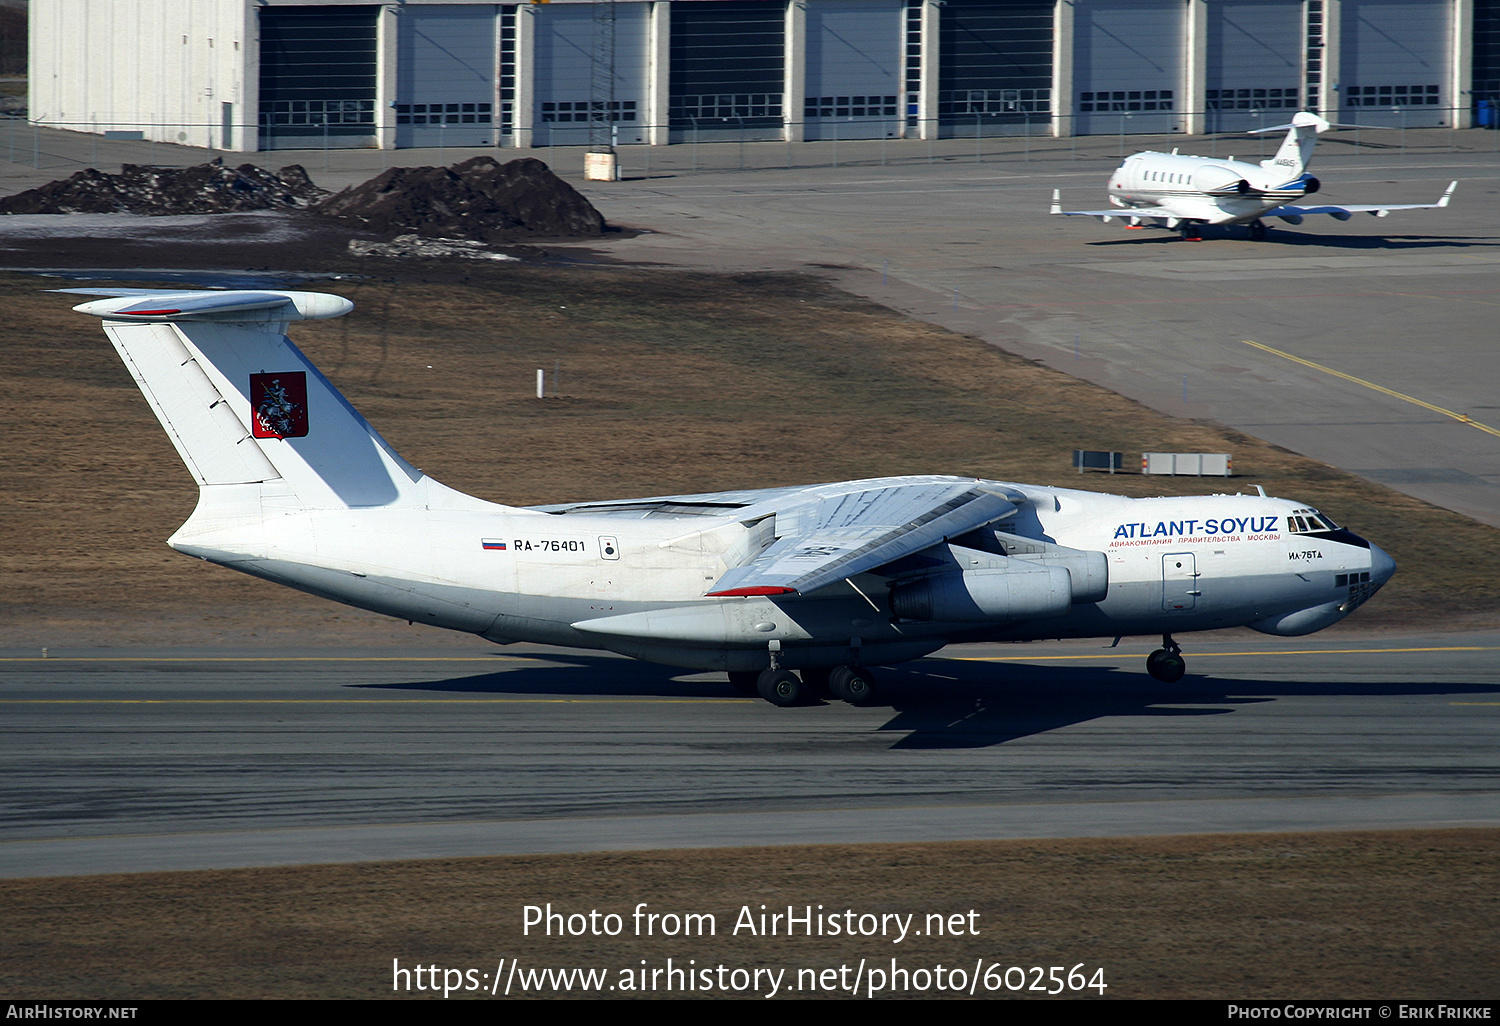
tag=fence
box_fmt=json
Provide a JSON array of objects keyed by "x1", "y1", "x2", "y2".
[{"x1": 6, "y1": 108, "x2": 1499, "y2": 180}]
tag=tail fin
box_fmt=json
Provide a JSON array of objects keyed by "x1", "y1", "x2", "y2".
[
  {"x1": 1257, "y1": 111, "x2": 1329, "y2": 178},
  {"x1": 68, "y1": 289, "x2": 426, "y2": 509}
]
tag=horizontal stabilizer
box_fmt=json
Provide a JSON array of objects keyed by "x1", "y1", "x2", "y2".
[{"x1": 60, "y1": 288, "x2": 354, "y2": 324}]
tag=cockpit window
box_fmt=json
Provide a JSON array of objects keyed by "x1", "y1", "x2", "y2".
[{"x1": 1288, "y1": 508, "x2": 1339, "y2": 533}]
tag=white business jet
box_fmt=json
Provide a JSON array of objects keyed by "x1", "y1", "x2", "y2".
[
  {"x1": 64, "y1": 288, "x2": 1395, "y2": 705},
  {"x1": 1051, "y1": 110, "x2": 1456, "y2": 240}
]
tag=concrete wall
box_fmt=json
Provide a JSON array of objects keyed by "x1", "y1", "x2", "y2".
[{"x1": 31, "y1": 0, "x2": 255, "y2": 150}]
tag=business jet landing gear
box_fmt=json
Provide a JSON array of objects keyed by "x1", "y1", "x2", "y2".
[
  {"x1": 1247, "y1": 219, "x2": 1269, "y2": 241},
  {"x1": 1146, "y1": 634, "x2": 1187, "y2": 683},
  {"x1": 1179, "y1": 222, "x2": 1204, "y2": 242}
]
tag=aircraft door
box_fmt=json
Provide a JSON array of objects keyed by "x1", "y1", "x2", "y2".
[{"x1": 1161, "y1": 552, "x2": 1199, "y2": 610}]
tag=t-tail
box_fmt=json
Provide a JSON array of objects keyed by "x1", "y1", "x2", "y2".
[
  {"x1": 65, "y1": 288, "x2": 510, "y2": 555},
  {"x1": 1255, "y1": 110, "x2": 1329, "y2": 179}
]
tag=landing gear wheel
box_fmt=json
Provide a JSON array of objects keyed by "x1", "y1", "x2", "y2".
[
  {"x1": 1248, "y1": 219, "x2": 1268, "y2": 241},
  {"x1": 757, "y1": 668, "x2": 806, "y2": 706},
  {"x1": 1179, "y1": 223, "x2": 1204, "y2": 242},
  {"x1": 727, "y1": 670, "x2": 759, "y2": 694},
  {"x1": 1146, "y1": 634, "x2": 1186, "y2": 682},
  {"x1": 1146, "y1": 649, "x2": 1186, "y2": 682},
  {"x1": 829, "y1": 665, "x2": 876, "y2": 705},
  {"x1": 801, "y1": 667, "x2": 833, "y2": 696}
]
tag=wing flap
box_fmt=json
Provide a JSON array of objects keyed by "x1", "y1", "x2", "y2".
[{"x1": 706, "y1": 482, "x2": 1020, "y2": 597}]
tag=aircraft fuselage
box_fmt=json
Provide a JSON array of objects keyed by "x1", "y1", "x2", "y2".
[
  {"x1": 170, "y1": 477, "x2": 1393, "y2": 672},
  {"x1": 1107, "y1": 152, "x2": 1313, "y2": 226}
]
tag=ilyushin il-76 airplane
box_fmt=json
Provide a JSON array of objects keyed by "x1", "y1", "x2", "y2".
[
  {"x1": 66, "y1": 288, "x2": 1395, "y2": 705},
  {"x1": 1051, "y1": 110, "x2": 1456, "y2": 240}
]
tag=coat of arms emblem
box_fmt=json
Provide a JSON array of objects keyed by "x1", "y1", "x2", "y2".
[{"x1": 250, "y1": 372, "x2": 309, "y2": 438}]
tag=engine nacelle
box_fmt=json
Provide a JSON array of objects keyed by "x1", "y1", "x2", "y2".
[
  {"x1": 967, "y1": 533, "x2": 1109, "y2": 604},
  {"x1": 889, "y1": 564, "x2": 1072, "y2": 623}
]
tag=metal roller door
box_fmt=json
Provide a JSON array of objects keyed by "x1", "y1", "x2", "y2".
[
  {"x1": 670, "y1": 0, "x2": 785, "y2": 141},
  {"x1": 534, "y1": 3, "x2": 649, "y2": 146},
  {"x1": 1477, "y1": 0, "x2": 1500, "y2": 103},
  {"x1": 1477, "y1": 0, "x2": 1500, "y2": 104},
  {"x1": 1339, "y1": 0, "x2": 1452, "y2": 127},
  {"x1": 936, "y1": 0, "x2": 1052, "y2": 136},
  {"x1": 395, "y1": 5, "x2": 498, "y2": 149},
  {"x1": 258, "y1": 5, "x2": 379, "y2": 150},
  {"x1": 803, "y1": 0, "x2": 903, "y2": 141},
  {"x1": 1205, "y1": 0, "x2": 1303, "y2": 134},
  {"x1": 1072, "y1": 0, "x2": 1184, "y2": 137}
]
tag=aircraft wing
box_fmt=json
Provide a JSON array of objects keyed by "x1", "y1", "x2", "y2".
[
  {"x1": 706, "y1": 481, "x2": 1021, "y2": 597},
  {"x1": 1264, "y1": 181, "x2": 1457, "y2": 220},
  {"x1": 1049, "y1": 190, "x2": 1180, "y2": 223}
]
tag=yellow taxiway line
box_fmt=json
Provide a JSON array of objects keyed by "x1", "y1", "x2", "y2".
[{"x1": 1243, "y1": 339, "x2": 1500, "y2": 438}]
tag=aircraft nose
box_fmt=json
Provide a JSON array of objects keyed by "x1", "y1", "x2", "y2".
[{"x1": 1369, "y1": 542, "x2": 1397, "y2": 587}]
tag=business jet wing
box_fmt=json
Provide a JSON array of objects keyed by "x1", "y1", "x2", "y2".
[
  {"x1": 1049, "y1": 190, "x2": 1181, "y2": 224},
  {"x1": 1265, "y1": 181, "x2": 1457, "y2": 220},
  {"x1": 705, "y1": 480, "x2": 1021, "y2": 597}
]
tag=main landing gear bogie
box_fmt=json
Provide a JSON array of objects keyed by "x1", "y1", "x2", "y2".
[
  {"x1": 1145, "y1": 634, "x2": 1187, "y2": 683},
  {"x1": 742, "y1": 666, "x2": 877, "y2": 707}
]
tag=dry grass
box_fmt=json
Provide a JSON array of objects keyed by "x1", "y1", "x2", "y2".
[
  {"x1": 1, "y1": 830, "x2": 1494, "y2": 999},
  {"x1": 5, "y1": 263, "x2": 1500, "y2": 646}
]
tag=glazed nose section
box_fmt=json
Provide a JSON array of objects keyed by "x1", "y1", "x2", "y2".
[{"x1": 1369, "y1": 542, "x2": 1397, "y2": 588}]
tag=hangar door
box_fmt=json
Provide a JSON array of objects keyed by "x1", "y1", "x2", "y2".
[
  {"x1": 670, "y1": 0, "x2": 785, "y2": 141},
  {"x1": 395, "y1": 5, "x2": 498, "y2": 149},
  {"x1": 1477, "y1": 0, "x2": 1500, "y2": 102},
  {"x1": 1205, "y1": 0, "x2": 1303, "y2": 134},
  {"x1": 1339, "y1": 0, "x2": 1452, "y2": 127},
  {"x1": 936, "y1": 0, "x2": 1053, "y2": 136},
  {"x1": 803, "y1": 0, "x2": 904, "y2": 141},
  {"x1": 1072, "y1": 0, "x2": 1184, "y2": 137},
  {"x1": 258, "y1": 5, "x2": 379, "y2": 150},
  {"x1": 533, "y1": 3, "x2": 649, "y2": 146}
]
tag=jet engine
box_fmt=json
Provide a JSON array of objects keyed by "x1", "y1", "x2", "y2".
[
  {"x1": 1193, "y1": 165, "x2": 1252, "y2": 194},
  {"x1": 889, "y1": 563, "x2": 1072, "y2": 623}
]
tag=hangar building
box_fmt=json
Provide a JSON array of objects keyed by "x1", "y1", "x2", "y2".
[{"x1": 29, "y1": 0, "x2": 1500, "y2": 152}]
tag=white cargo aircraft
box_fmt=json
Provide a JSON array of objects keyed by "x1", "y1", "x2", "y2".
[
  {"x1": 66, "y1": 288, "x2": 1395, "y2": 705},
  {"x1": 1051, "y1": 111, "x2": 1456, "y2": 240}
]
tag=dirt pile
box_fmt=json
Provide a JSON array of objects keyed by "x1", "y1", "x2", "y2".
[
  {"x1": 0, "y1": 160, "x2": 327, "y2": 215},
  {"x1": 316, "y1": 156, "x2": 607, "y2": 241}
]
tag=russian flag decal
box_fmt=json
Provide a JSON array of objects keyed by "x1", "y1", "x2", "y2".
[{"x1": 481, "y1": 539, "x2": 508, "y2": 551}]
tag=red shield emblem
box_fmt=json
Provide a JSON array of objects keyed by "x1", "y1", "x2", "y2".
[{"x1": 250, "y1": 372, "x2": 309, "y2": 439}]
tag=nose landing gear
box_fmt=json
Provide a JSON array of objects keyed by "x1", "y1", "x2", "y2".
[
  {"x1": 1247, "y1": 219, "x2": 1269, "y2": 241},
  {"x1": 1146, "y1": 634, "x2": 1187, "y2": 683}
]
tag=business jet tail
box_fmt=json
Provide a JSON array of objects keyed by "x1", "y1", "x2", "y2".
[{"x1": 1253, "y1": 111, "x2": 1329, "y2": 178}]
